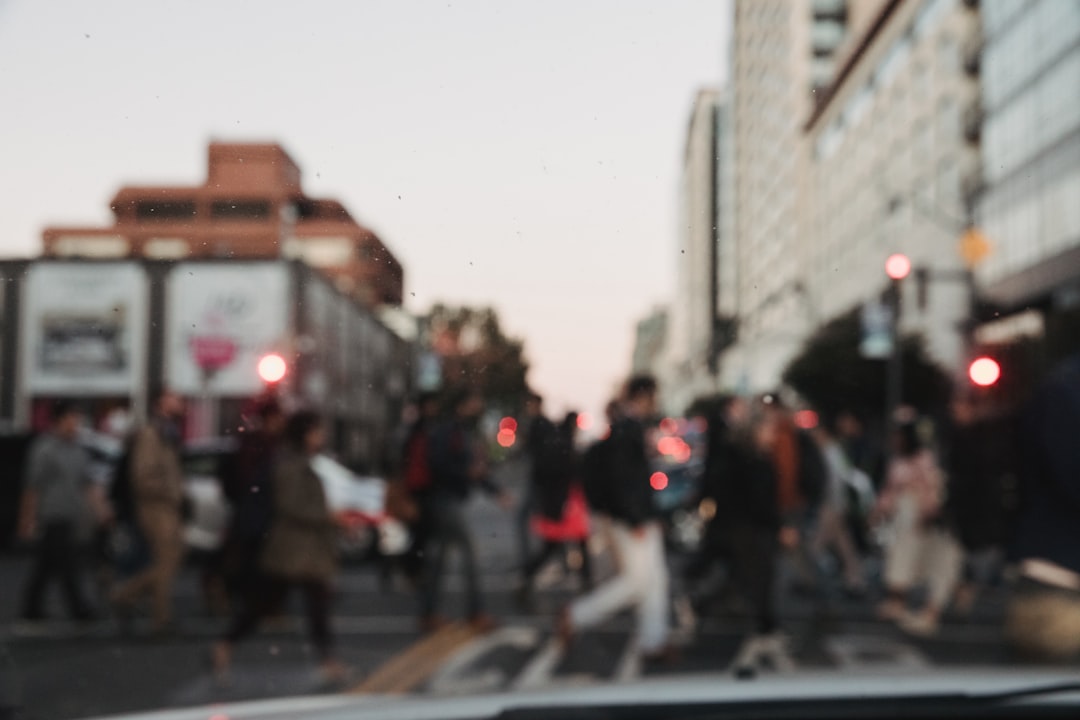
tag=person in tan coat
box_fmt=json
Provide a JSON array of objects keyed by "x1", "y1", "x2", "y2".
[
  {"x1": 211, "y1": 410, "x2": 348, "y2": 686},
  {"x1": 111, "y1": 391, "x2": 187, "y2": 633}
]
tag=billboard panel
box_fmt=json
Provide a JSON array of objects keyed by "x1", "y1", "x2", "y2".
[
  {"x1": 21, "y1": 263, "x2": 147, "y2": 395},
  {"x1": 166, "y1": 263, "x2": 290, "y2": 395}
]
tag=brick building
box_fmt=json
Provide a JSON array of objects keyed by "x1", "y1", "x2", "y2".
[{"x1": 42, "y1": 142, "x2": 404, "y2": 307}]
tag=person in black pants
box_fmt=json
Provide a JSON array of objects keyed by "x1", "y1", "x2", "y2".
[
  {"x1": 17, "y1": 401, "x2": 97, "y2": 625},
  {"x1": 519, "y1": 412, "x2": 593, "y2": 605},
  {"x1": 726, "y1": 405, "x2": 787, "y2": 672},
  {"x1": 211, "y1": 411, "x2": 348, "y2": 687}
]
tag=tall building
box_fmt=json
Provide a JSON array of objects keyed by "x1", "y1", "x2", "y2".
[
  {"x1": 632, "y1": 307, "x2": 669, "y2": 380},
  {"x1": 722, "y1": 0, "x2": 850, "y2": 392},
  {"x1": 42, "y1": 142, "x2": 404, "y2": 307},
  {"x1": 802, "y1": 0, "x2": 981, "y2": 372},
  {"x1": 664, "y1": 88, "x2": 723, "y2": 413},
  {"x1": 975, "y1": 0, "x2": 1080, "y2": 360}
]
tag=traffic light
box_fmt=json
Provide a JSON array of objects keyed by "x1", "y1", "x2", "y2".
[
  {"x1": 968, "y1": 356, "x2": 1001, "y2": 387},
  {"x1": 885, "y1": 253, "x2": 912, "y2": 281},
  {"x1": 257, "y1": 353, "x2": 287, "y2": 384}
]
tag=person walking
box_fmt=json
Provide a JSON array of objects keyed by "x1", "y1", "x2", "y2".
[
  {"x1": 110, "y1": 390, "x2": 187, "y2": 635},
  {"x1": 395, "y1": 391, "x2": 441, "y2": 586},
  {"x1": 218, "y1": 395, "x2": 286, "y2": 614},
  {"x1": 1006, "y1": 352, "x2": 1080, "y2": 662},
  {"x1": 725, "y1": 405, "x2": 788, "y2": 671},
  {"x1": 810, "y1": 419, "x2": 866, "y2": 596},
  {"x1": 418, "y1": 389, "x2": 508, "y2": 633},
  {"x1": 872, "y1": 420, "x2": 962, "y2": 637},
  {"x1": 211, "y1": 411, "x2": 349, "y2": 686},
  {"x1": 17, "y1": 401, "x2": 97, "y2": 626},
  {"x1": 557, "y1": 376, "x2": 673, "y2": 662},
  {"x1": 683, "y1": 395, "x2": 748, "y2": 608},
  {"x1": 517, "y1": 392, "x2": 556, "y2": 571},
  {"x1": 519, "y1": 412, "x2": 592, "y2": 606}
]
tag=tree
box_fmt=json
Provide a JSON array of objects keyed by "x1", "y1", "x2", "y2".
[
  {"x1": 782, "y1": 308, "x2": 951, "y2": 423},
  {"x1": 423, "y1": 303, "x2": 531, "y2": 411}
]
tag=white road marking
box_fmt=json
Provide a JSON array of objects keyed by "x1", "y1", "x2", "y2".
[
  {"x1": 427, "y1": 626, "x2": 540, "y2": 694},
  {"x1": 825, "y1": 635, "x2": 930, "y2": 669},
  {"x1": 614, "y1": 637, "x2": 641, "y2": 682},
  {"x1": 511, "y1": 637, "x2": 564, "y2": 690}
]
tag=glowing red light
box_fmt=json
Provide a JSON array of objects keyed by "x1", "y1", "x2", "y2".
[
  {"x1": 794, "y1": 409, "x2": 819, "y2": 430},
  {"x1": 257, "y1": 353, "x2": 287, "y2": 384},
  {"x1": 657, "y1": 436, "x2": 679, "y2": 455},
  {"x1": 499, "y1": 417, "x2": 518, "y2": 432},
  {"x1": 577, "y1": 413, "x2": 593, "y2": 431},
  {"x1": 674, "y1": 447, "x2": 692, "y2": 464},
  {"x1": 969, "y1": 357, "x2": 1001, "y2": 387},
  {"x1": 497, "y1": 429, "x2": 516, "y2": 448},
  {"x1": 659, "y1": 417, "x2": 678, "y2": 435},
  {"x1": 885, "y1": 253, "x2": 912, "y2": 280},
  {"x1": 650, "y1": 472, "x2": 669, "y2": 491}
]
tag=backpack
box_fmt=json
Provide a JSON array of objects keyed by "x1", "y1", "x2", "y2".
[
  {"x1": 580, "y1": 437, "x2": 612, "y2": 513},
  {"x1": 796, "y1": 430, "x2": 826, "y2": 510}
]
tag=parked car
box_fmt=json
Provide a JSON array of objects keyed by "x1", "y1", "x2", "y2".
[{"x1": 79, "y1": 431, "x2": 408, "y2": 561}]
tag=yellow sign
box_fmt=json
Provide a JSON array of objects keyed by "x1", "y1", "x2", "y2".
[{"x1": 959, "y1": 228, "x2": 992, "y2": 267}]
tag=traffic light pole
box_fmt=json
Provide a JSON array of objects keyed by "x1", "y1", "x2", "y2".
[{"x1": 884, "y1": 277, "x2": 904, "y2": 468}]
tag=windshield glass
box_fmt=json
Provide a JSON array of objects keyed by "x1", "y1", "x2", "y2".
[{"x1": 2, "y1": 1, "x2": 1079, "y2": 719}]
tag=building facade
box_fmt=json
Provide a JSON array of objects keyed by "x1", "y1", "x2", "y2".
[
  {"x1": 631, "y1": 307, "x2": 669, "y2": 380},
  {"x1": 975, "y1": 0, "x2": 1080, "y2": 363},
  {"x1": 664, "y1": 89, "x2": 723, "y2": 413},
  {"x1": 42, "y1": 142, "x2": 404, "y2": 307},
  {"x1": 802, "y1": 0, "x2": 981, "y2": 374},
  {"x1": 721, "y1": 0, "x2": 850, "y2": 392}
]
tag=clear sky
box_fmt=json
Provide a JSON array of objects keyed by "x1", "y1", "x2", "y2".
[{"x1": 0, "y1": 0, "x2": 729, "y2": 420}]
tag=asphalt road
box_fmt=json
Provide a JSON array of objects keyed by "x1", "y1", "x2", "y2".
[{"x1": 0, "y1": 459, "x2": 1020, "y2": 720}]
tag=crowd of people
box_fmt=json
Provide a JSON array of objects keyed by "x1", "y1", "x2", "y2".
[{"x1": 12, "y1": 350, "x2": 1080, "y2": 685}]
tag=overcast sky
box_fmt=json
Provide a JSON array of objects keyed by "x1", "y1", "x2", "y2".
[{"x1": 0, "y1": 0, "x2": 729, "y2": 420}]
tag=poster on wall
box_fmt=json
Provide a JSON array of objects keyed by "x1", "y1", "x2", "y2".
[
  {"x1": 166, "y1": 263, "x2": 290, "y2": 396},
  {"x1": 21, "y1": 263, "x2": 148, "y2": 395}
]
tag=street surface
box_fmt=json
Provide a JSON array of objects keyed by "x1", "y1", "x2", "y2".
[{"x1": 1, "y1": 459, "x2": 1015, "y2": 720}]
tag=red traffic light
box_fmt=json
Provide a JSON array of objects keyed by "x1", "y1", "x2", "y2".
[
  {"x1": 885, "y1": 253, "x2": 912, "y2": 281},
  {"x1": 257, "y1": 353, "x2": 287, "y2": 384},
  {"x1": 968, "y1": 357, "x2": 1001, "y2": 387}
]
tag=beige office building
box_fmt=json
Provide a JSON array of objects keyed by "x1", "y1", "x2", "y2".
[
  {"x1": 721, "y1": 0, "x2": 849, "y2": 391},
  {"x1": 802, "y1": 0, "x2": 982, "y2": 373}
]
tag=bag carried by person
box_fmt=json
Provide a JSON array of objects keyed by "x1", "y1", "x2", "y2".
[{"x1": 531, "y1": 485, "x2": 590, "y2": 542}]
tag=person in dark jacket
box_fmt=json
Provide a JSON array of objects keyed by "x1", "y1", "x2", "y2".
[
  {"x1": 1006, "y1": 352, "x2": 1080, "y2": 662},
  {"x1": 683, "y1": 396, "x2": 748, "y2": 595},
  {"x1": 519, "y1": 412, "x2": 592, "y2": 605},
  {"x1": 397, "y1": 391, "x2": 441, "y2": 584},
  {"x1": 558, "y1": 376, "x2": 672, "y2": 662},
  {"x1": 518, "y1": 392, "x2": 560, "y2": 570},
  {"x1": 218, "y1": 396, "x2": 286, "y2": 612},
  {"x1": 418, "y1": 389, "x2": 508, "y2": 633},
  {"x1": 944, "y1": 392, "x2": 1017, "y2": 615},
  {"x1": 212, "y1": 411, "x2": 349, "y2": 686}
]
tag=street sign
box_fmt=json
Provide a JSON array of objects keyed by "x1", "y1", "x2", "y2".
[
  {"x1": 959, "y1": 228, "x2": 992, "y2": 267},
  {"x1": 860, "y1": 300, "x2": 894, "y2": 359}
]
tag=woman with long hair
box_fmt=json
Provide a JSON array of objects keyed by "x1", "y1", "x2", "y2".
[{"x1": 872, "y1": 419, "x2": 962, "y2": 636}]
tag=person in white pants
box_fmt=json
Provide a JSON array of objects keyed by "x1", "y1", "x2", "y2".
[{"x1": 557, "y1": 375, "x2": 672, "y2": 660}]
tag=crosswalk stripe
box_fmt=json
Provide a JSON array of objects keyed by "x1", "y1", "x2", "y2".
[
  {"x1": 511, "y1": 637, "x2": 563, "y2": 690},
  {"x1": 350, "y1": 622, "x2": 477, "y2": 694}
]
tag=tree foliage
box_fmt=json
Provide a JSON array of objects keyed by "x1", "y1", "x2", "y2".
[
  {"x1": 782, "y1": 308, "x2": 952, "y2": 423},
  {"x1": 424, "y1": 303, "x2": 531, "y2": 411}
]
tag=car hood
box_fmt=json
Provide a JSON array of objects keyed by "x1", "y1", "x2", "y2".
[{"x1": 82, "y1": 668, "x2": 1080, "y2": 720}]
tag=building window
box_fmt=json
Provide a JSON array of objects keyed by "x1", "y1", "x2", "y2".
[
  {"x1": 135, "y1": 200, "x2": 196, "y2": 221},
  {"x1": 210, "y1": 200, "x2": 272, "y2": 220}
]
